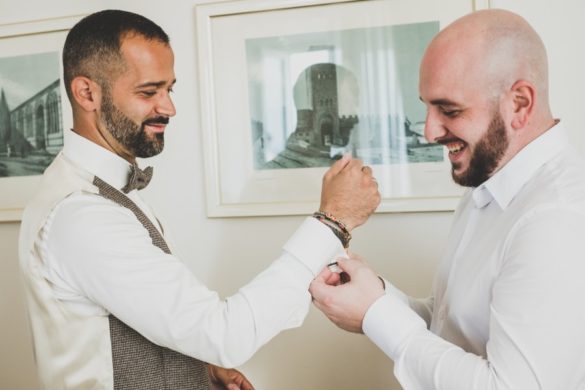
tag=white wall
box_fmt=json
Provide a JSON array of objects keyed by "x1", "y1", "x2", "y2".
[{"x1": 1, "y1": 1, "x2": 584, "y2": 389}]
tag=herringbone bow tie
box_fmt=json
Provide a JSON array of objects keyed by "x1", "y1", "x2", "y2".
[{"x1": 122, "y1": 163, "x2": 153, "y2": 193}]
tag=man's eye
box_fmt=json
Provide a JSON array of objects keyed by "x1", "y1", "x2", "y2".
[
  {"x1": 141, "y1": 91, "x2": 157, "y2": 97},
  {"x1": 442, "y1": 109, "x2": 460, "y2": 118}
]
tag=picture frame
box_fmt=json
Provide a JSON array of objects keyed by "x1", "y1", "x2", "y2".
[
  {"x1": 0, "y1": 15, "x2": 81, "y2": 221},
  {"x1": 195, "y1": 0, "x2": 476, "y2": 217},
  {"x1": 473, "y1": 0, "x2": 491, "y2": 10}
]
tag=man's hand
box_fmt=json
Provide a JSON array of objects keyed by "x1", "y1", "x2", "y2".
[
  {"x1": 310, "y1": 255, "x2": 385, "y2": 333},
  {"x1": 208, "y1": 364, "x2": 254, "y2": 390},
  {"x1": 320, "y1": 155, "x2": 380, "y2": 231}
]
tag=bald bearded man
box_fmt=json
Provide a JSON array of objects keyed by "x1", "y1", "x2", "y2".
[{"x1": 310, "y1": 9, "x2": 585, "y2": 389}]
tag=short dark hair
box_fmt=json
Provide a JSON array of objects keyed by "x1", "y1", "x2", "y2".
[{"x1": 63, "y1": 9, "x2": 170, "y2": 101}]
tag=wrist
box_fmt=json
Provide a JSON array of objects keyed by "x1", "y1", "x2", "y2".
[
  {"x1": 318, "y1": 204, "x2": 356, "y2": 231},
  {"x1": 312, "y1": 210, "x2": 352, "y2": 248}
]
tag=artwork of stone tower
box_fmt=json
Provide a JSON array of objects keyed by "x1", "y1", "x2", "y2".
[
  {"x1": 309, "y1": 63, "x2": 340, "y2": 148},
  {"x1": 288, "y1": 63, "x2": 358, "y2": 158}
]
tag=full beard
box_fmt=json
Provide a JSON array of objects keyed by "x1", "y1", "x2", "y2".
[
  {"x1": 452, "y1": 111, "x2": 509, "y2": 187},
  {"x1": 100, "y1": 91, "x2": 165, "y2": 158}
]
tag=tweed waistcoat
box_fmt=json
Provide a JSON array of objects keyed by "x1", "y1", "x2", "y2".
[{"x1": 93, "y1": 176, "x2": 211, "y2": 390}]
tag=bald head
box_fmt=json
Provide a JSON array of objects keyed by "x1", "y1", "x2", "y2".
[
  {"x1": 420, "y1": 10, "x2": 556, "y2": 186},
  {"x1": 422, "y1": 9, "x2": 550, "y2": 112}
]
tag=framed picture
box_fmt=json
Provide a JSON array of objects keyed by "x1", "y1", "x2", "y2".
[
  {"x1": 0, "y1": 15, "x2": 81, "y2": 221},
  {"x1": 473, "y1": 0, "x2": 491, "y2": 10},
  {"x1": 195, "y1": 0, "x2": 475, "y2": 217}
]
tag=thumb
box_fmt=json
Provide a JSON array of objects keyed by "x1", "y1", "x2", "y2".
[
  {"x1": 314, "y1": 265, "x2": 335, "y2": 283},
  {"x1": 309, "y1": 277, "x2": 334, "y2": 302},
  {"x1": 327, "y1": 154, "x2": 351, "y2": 176}
]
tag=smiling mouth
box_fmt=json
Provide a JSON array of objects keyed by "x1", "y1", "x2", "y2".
[
  {"x1": 445, "y1": 141, "x2": 466, "y2": 155},
  {"x1": 143, "y1": 118, "x2": 169, "y2": 134}
]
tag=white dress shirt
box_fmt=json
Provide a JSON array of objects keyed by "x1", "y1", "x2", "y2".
[
  {"x1": 37, "y1": 130, "x2": 346, "y2": 368},
  {"x1": 363, "y1": 123, "x2": 585, "y2": 389}
]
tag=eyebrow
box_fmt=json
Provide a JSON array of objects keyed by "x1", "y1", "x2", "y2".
[
  {"x1": 419, "y1": 97, "x2": 459, "y2": 107},
  {"x1": 136, "y1": 79, "x2": 177, "y2": 89}
]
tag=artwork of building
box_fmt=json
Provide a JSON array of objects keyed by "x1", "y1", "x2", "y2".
[
  {"x1": 287, "y1": 63, "x2": 358, "y2": 157},
  {"x1": 261, "y1": 63, "x2": 359, "y2": 169},
  {"x1": 0, "y1": 79, "x2": 63, "y2": 158}
]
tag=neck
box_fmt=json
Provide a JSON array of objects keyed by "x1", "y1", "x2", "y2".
[{"x1": 72, "y1": 115, "x2": 136, "y2": 164}]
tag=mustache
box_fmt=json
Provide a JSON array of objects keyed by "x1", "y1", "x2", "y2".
[
  {"x1": 436, "y1": 136, "x2": 464, "y2": 145},
  {"x1": 142, "y1": 116, "x2": 170, "y2": 126}
]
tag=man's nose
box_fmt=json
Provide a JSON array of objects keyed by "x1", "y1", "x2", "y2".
[
  {"x1": 424, "y1": 110, "x2": 447, "y2": 143},
  {"x1": 156, "y1": 92, "x2": 176, "y2": 117}
]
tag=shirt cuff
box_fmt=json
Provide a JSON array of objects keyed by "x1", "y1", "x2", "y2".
[
  {"x1": 282, "y1": 217, "x2": 346, "y2": 276},
  {"x1": 381, "y1": 278, "x2": 410, "y2": 305},
  {"x1": 362, "y1": 293, "x2": 426, "y2": 361}
]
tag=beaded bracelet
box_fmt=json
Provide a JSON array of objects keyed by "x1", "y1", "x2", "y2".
[
  {"x1": 312, "y1": 211, "x2": 352, "y2": 248},
  {"x1": 313, "y1": 210, "x2": 349, "y2": 232}
]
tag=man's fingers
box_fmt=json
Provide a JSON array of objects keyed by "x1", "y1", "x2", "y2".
[
  {"x1": 309, "y1": 278, "x2": 335, "y2": 302},
  {"x1": 242, "y1": 379, "x2": 254, "y2": 390},
  {"x1": 345, "y1": 158, "x2": 364, "y2": 172},
  {"x1": 326, "y1": 154, "x2": 351, "y2": 177},
  {"x1": 361, "y1": 165, "x2": 373, "y2": 176},
  {"x1": 314, "y1": 265, "x2": 335, "y2": 283},
  {"x1": 335, "y1": 258, "x2": 360, "y2": 275},
  {"x1": 325, "y1": 271, "x2": 341, "y2": 286},
  {"x1": 240, "y1": 374, "x2": 255, "y2": 390}
]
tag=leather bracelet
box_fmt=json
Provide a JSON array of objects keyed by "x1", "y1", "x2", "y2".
[
  {"x1": 312, "y1": 212, "x2": 351, "y2": 248},
  {"x1": 313, "y1": 210, "x2": 349, "y2": 232}
]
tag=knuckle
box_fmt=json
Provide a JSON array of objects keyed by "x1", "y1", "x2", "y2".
[{"x1": 323, "y1": 295, "x2": 335, "y2": 308}]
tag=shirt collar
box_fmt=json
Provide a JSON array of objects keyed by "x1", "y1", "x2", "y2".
[
  {"x1": 472, "y1": 121, "x2": 568, "y2": 210},
  {"x1": 63, "y1": 130, "x2": 133, "y2": 191}
]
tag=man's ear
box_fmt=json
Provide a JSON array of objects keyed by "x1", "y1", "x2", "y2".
[
  {"x1": 509, "y1": 80, "x2": 535, "y2": 130},
  {"x1": 70, "y1": 76, "x2": 102, "y2": 112}
]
